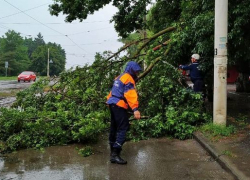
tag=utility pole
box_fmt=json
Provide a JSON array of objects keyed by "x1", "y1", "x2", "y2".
[
  {"x1": 213, "y1": 0, "x2": 228, "y2": 125},
  {"x1": 47, "y1": 48, "x2": 50, "y2": 77}
]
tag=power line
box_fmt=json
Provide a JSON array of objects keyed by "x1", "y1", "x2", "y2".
[
  {"x1": 0, "y1": 20, "x2": 110, "y2": 25},
  {"x1": 0, "y1": 24, "x2": 31, "y2": 36},
  {"x1": 38, "y1": 26, "x2": 114, "y2": 37},
  {"x1": 61, "y1": 37, "x2": 119, "y2": 46},
  {"x1": 0, "y1": 3, "x2": 49, "y2": 20},
  {"x1": 3, "y1": 0, "x2": 91, "y2": 58},
  {"x1": 65, "y1": 35, "x2": 91, "y2": 55},
  {"x1": 67, "y1": 27, "x2": 113, "y2": 36},
  {"x1": 4, "y1": 0, "x2": 64, "y2": 36}
]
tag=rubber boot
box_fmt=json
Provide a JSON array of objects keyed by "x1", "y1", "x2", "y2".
[
  {"x1": 110, "y1": 148, "x2": 127, "y2": 164},
  {"x1": 110, "y1": 145, "x2": 114, "y2": 156}
]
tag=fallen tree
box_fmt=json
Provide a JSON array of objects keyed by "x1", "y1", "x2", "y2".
[{"x1": 0, "y1": 27, "x2": 210, "y2": 153}]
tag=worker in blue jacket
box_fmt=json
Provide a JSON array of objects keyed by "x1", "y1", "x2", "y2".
[
  {"x1": 106, "y1": 61, "x2": 142, "y2": 165},
  {"x1": 179, "y1": 54, "x2": 204, "y2": 92}
]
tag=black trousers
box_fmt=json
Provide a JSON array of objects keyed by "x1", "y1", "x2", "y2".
[
  {"x1": 193, "y1": 79, "x2": 204, "y2": 93},
  {"x1": 109, "y1": 104, "x2": 129, "y2": 150}
]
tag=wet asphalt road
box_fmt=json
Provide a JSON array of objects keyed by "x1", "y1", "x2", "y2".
[
  {"x1": 0, "y1": 137, "x2": 235, "y2": 180},
  {"x1": 0, "y1": 80, "x2": 35, "y2": 108},
  {"x1": 0, "y1": 80, "x2": 35, "y2": 91}
]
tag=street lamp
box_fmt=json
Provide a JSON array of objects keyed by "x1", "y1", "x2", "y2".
[{"x1": 47, "y1": 48, "x2": 53, "y2": 77}]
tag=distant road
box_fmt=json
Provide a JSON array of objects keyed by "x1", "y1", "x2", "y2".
[
  {"x1": 0, "y1": 80, "x2": 36, "y2": 91},
  {"x1": 0, "y1": 79, "x2": 41, "y2": 107}
]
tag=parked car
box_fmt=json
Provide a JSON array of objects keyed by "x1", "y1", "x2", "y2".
[{"x1": 17, "y1": 71, "x2": 36, "y2": 82}]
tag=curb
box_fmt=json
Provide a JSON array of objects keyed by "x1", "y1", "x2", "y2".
[{"x1": 193, "y1": 132, "x2": 248, "y2": 180}]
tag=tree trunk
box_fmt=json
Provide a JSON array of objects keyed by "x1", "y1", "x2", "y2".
[{"x1": 236, "y1": 73, "x2": 250, "y2": 92}]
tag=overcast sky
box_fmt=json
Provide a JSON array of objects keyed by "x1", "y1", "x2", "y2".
[{"x1": 0, "y1": 0, "x2": 123, "y2": 69}]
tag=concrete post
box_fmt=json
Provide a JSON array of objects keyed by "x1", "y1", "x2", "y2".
[
  {"x1": 47, "y1": 48, "x2": 50, "y2": 77},
  {"x1": 213, "y1": 0, "x2": 228, "y2": 125}
]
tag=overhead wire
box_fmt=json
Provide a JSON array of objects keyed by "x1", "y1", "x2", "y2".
[
  {"x1": 0, "y1": 20, "x2": 110, "y2": 25},
  {"x1": 0, "y1": 24, "x2": 31, "y2": 36},
  {"x1": 0, "y1": 3, "x2": 49, "y2": 20},
  {"x1": 3, "y1": 0, "x2": 92, "y2": 60},
  {"x1": 67, "y1": 27, "x2": 113, "y2": 36}
]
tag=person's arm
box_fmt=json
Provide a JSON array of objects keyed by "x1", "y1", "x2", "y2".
[
  {"x1": 124, "y1": 83, "x2": 141, "y2": 119},
  {"x1": 124, "y1": 86, "x2": 141, "y2": 119},
  {"x1": 179, "y1": 64, "x2": 192, "y2": 70},
  {"x1": 119, "y1": 73, "x2": 141, "y2": 119}
]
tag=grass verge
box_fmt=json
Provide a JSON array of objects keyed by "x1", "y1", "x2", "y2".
[
  {"x1": 199, "y1": 123, "x2": 236, "y2": 141},
  {"x1": 0, "y1": 90, "x2": 20, "y2": 98},
  {"x1": 0, "y1": 76, "x2": 17, "y2": 81}
]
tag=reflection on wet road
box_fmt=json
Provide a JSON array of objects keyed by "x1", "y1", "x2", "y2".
[
  {"x1": 0, "y1": 137, "x2": 235, "y2": 180},
  {"x1": 0, "y1": 80, "x2": 35, "y2": 108}
]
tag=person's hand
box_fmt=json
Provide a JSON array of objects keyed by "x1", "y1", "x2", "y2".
[{"x1": 134, "y1": 110, "x2": 141, "y2": 120}]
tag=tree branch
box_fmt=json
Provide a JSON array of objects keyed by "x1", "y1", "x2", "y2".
[
  {"x1": 106, "y1": 26, "x2": 175, "y2": 62},
  {"x1": 137, "y1": 44, "x2": 172, "y2": 81},
  {"x1": 134, "y1": 27, "x2": 176, "y2": 57},
  {"x1": 106, "y1": 38, "x2": 146, "y2": 61}
]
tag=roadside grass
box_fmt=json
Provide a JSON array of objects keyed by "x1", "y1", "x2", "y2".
[
  {"x1": 0, "y1": 76, "x2": 17, "y2": 81},
  {"x1": 0, "y1": 89, "x2": 20, "y2": 98},
  {"x1": 0, "y1": 76, "x2": 48, "y2": 81},
  {"x1": 222, "y1": 150, "x2": 237, "y2": 158},
  {"x1": 199, "y1": 123, "x2": 236, "y2": 141}
]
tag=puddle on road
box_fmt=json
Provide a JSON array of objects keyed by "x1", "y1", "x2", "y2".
[{"x1": 0, "y1": 143, "x2": 107, "y2": 180}]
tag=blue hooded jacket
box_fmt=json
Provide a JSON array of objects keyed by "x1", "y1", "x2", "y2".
[{"x1": 106, "y1": 61, "x2": 142, "y2": 111}]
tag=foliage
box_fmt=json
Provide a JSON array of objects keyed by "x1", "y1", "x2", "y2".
[
  {"x1": 77, "y1": 146, "x2": 94, "y2": 157},
  {"x1": 0, "y1": 26, "x2": 210, "y2": 153},
  {"x1": 0, "y1": 51, "x2": 208, "y2": 153},
  {"x1": 128, "y1": 65, "x2": 211, "y2": 140},
  {"x1": 30, "y1": 43, "x2": 66, "y2": 76},
  {"x1": 222, "y1": 150, "x2": 236, "y2": 158},
  {"x1": 0, "y1": 30, "x2": 30, "y2": 76}
]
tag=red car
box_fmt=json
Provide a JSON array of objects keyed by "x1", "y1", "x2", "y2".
[{"x1": 17, "y1": 71, "x2": 36, "y2": 82}]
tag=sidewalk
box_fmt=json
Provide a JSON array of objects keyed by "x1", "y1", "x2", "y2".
[
  {"x1": 194, "y1": 84, "x2": 250, "y2": 180},
  {"x1": 194, "y1": 131, "x2": 250, "y2": 180}
]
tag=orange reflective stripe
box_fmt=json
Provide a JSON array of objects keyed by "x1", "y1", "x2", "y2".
[
  {"x1": 119, "y1": 73, "x2": 135, "y2": 85},
  {"x1": 116, "y1": 100, "x2": 128, "y2": 109},
  {"x1": 107, "y1": 91, "x2": 112, "y2": 100},
  {"x1": 124, "y1": 89, "x2": 138, "y2": 110}
]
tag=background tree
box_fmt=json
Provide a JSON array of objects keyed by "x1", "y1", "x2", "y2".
[
  {"x1": 30, "y1": 43, "x2": 66, "y2": 76},
  {"x1": 24, "y1": 33, "x2": 45, "y2": 59},
  {"x1": 0, "y1": 30, "x2": 30, "y2": 76}
]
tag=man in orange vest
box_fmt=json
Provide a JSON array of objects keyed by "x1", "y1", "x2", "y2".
[{"x1": 106, "y1": 61, "x2": 142, "y2": 164}]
